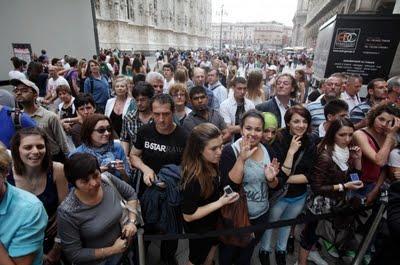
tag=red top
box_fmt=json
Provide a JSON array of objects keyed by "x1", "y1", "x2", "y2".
[{"x1": 360, "y1": 130, "x2": 381, "y2": 183}]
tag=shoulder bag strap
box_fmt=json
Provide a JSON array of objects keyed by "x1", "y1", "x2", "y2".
[{"x1": 291, "y1": 150, "x2": 305, "y2": 175}]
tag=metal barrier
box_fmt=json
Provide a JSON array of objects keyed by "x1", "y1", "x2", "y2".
[{"x1": 134, "y1": 205, "x2": 379, "y2": 265}]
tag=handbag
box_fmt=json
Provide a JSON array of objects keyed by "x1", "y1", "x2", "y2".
[
  {"x1": 269, "y1": 150, "x2": 305, "y2": 205},
  {"x1": 217, "y1": 186, "x2": 255, "y2": 247},
  {"x1": 101, "y1": 173, "x2": 144, "y2": 227}
]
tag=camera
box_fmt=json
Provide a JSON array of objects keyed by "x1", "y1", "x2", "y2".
[{"x1": 107, "y1": 161, "x2": 117, "y2": 170}]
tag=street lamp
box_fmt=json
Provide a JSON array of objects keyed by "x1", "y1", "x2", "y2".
[{"x1": 219, "y1": 4, "x2": 224, "y2": 53}]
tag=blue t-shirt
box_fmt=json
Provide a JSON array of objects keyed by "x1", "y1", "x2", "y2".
[
  {"x1": 0, "y1": 183, "x2": 48, "y2": 265},
  {"x1": 0, "y1": 106, "x2": 36, "y2": 149}
]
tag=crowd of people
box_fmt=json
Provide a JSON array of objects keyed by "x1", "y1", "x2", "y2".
[{"x1": 1, "y1": 47, "x2": 400, "y2": 265}]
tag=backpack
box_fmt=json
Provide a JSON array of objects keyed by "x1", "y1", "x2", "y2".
[
  {"x1": 6, "y1": 107, "x2": 23, "y2": 131},
  {"x1": 100, "y1": 62, "x2": 112, "y2": 80},
  {"x1": 65, "y1": 69, "x2": 78, "y2": 97}
]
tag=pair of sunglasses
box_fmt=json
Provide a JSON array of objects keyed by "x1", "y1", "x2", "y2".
[{"x1": 93, "y1": 126, "x2": 112, "y2": 134}]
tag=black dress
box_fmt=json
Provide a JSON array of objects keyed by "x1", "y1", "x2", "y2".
[{"x1": 181, "y1": 177, "x2": 220, "y2": 265}]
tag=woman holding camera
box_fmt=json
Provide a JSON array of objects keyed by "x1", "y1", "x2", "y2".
[
  {"x1": 73, "y1": 114, "x2": 131, "y2": 183},
  {"x1": 58, "y1": 153, "x2": 138, "y2": 265},
  {"x1": 181, "y1": 123, "x2": 239, "y2": 265},
  {"x1": 297, "y1": 118, "x2": 364, "y2": 265},
  {"x1": 218, "y1": 109, "x2": 280, "y2": 265}
]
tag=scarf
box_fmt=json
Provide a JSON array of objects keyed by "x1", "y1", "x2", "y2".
[
  {"x1": 78, "y1": 142, "x2": 116, "y2": 166},
  {"x1": 332, "y1": 144, "x2": 349, "y2": 171}
]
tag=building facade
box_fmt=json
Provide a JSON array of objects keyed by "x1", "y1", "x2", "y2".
[
  {"x1": 94, "y1": 0, "x2": 212, "y2": 52},
  {"x1": 292, "y1": 0, "x2": 399, "y2": 48},
  {"x1": 211, "y1": 21, "x2": 292, "y2": 50}
]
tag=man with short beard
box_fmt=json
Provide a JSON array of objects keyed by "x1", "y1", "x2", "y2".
[
  {"x1": 183, "y1": 86, "x2": 230, "y2": 142},
  {"x1": 11, "y1": 78, "x2": 69, "y2": 162},
  {"x1": 350, "y1": 78, "x2": 388, "y2": 129},
  {"x1": 129, "y1": 94, "x2": 187, "y2": 265},
  {"x1": 120, "y1": 82, "x2": 154, "y2": 156}
]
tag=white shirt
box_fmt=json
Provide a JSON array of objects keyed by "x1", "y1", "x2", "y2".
[
  {"x1": 47, "y1": 76, "x2": 69, "y2": 96},
  {"x1": 8, "y1": 70, "x2": 25, "y2": 80},
  {"x1": 104, "y1": 97, "x2": 133, "y2": 118},
  {"x1": 318, "y1": 122, "x2": 326, "y2": 137},
  {"x1": 219, "y1": 96, "x2": 255, "y2": 125},
  {"x1": 341, "y1": 91, "x2": 361, "y2": 112},
  {"x1": 209, "y1": 82, "x2": 228, "y2": 106},
  {"x1": 275, "y1": 96, "x2": 291, "y2": 128},
  {"x1": 163, "y1": 78, "x2": 175, "y2": 94}
]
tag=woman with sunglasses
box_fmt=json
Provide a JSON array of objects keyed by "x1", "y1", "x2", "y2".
[
  {"x1": 9, "y1": 127, "x2": 68, "y2": 265},
  {"x1": 73, "y1": 114, "x2": 131, "y2": 183}
]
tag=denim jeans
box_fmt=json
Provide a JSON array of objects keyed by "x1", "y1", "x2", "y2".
[{"x1": 260, "y1": 193, "x2": 307, "y2": 252}]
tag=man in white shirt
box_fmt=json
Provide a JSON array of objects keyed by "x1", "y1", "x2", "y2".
[
  {"x1": 220, "y1": 77, "x2": 255, "y2": 140},
  {"x1": 43, "y1": 65, "x2": 69, "y2": 108},
  {"x1": 162, "y1": 63, "x2": 175, "y2": 93},
  {"x1": 8, "y1": 57, "x2": 26, "y2": 80},
  {"x1": 208, "y1": 68, "x2": 228, "y2": 105},
  {"x1": 341, "y1": 74, "x2": 362, "y2": 112}
]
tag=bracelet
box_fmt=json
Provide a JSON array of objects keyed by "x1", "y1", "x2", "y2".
[
  {"x1": 338, "y1": 183, "x2": 344, "y2": 192},
  {"x1": 127, "y1": 219, "x2": 136, "y2": 225},
  {"x1": 282, "y1": 165, "x2": 292, "y2": 170},
  {"x1": 101, "y1": 248, "x2": 105, "y2": 259}
]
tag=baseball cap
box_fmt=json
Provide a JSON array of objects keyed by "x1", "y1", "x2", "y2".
[{"x1": 10, "y1": 78, "x2": 39, "y2": 94}]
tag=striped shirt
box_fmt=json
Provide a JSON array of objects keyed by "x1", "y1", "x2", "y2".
[
  {"x1": 307, "y1": 97, "x2": 327, "y2": 132},
  {"x1": 350, "y1": 100, "x2": 372, "y2": 125}
]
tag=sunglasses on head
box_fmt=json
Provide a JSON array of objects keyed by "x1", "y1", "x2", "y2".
[{"x1": 94, "y1": 126, "x2": 112, "y2": 134}]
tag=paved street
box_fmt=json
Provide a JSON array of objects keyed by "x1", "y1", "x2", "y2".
[{"x1": 145, "y1": 224, "x2": 340, "y2": 265}]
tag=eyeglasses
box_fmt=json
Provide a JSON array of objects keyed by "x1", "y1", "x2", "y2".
[
  {"x1": 93, "y1": 126, "x2": 112, "y2": 134},
  {"x1": 172, "y1": 93, "x2": 186, "y2": 98}
]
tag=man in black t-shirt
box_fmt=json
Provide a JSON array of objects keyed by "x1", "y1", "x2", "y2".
[
  {"x1": 130, "y1": 94, "x2": 187, "y2": 188},
  {"x1": 129, "y1": 94, "x2": 186, "y2": 265}
]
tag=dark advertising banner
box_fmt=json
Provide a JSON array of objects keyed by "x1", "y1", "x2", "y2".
[
  {"x1": 315, "y1": 15, "x2": 400, "y2": 84},
  {"x1": 12, "y1": 43, "x2": 32, "y2": 63}
]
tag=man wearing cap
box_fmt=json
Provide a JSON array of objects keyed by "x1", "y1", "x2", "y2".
[{"x1": 11, "y1": 78, "x2": 69, "y2": 162}]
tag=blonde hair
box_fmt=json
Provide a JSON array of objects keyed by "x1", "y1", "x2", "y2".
[{"x1": 113, "y1": 76, "x2": 129, "y2": 97}]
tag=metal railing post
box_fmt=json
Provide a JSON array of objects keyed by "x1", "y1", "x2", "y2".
[{"x1": 137, "y1": 228, "x2": 146, "y2": 265}]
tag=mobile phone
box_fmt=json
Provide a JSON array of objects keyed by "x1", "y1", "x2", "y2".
[
  {"x1": 350, "y1": 173, "x2": 359, "y2": 182},
  {"x1": 224, "y1": 185, "x2": 234, "y2": 195},
  {"x1": 153, "y1": 176, "x2": 166, "y2": 188}
]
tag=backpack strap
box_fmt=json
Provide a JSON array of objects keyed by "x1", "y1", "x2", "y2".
[
  {"x1": 90, "y1": 77, "x2": 94, "y2": 94},
  {"x1": 10, "y1": 108, "x2": 22, "y2": 131}
]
